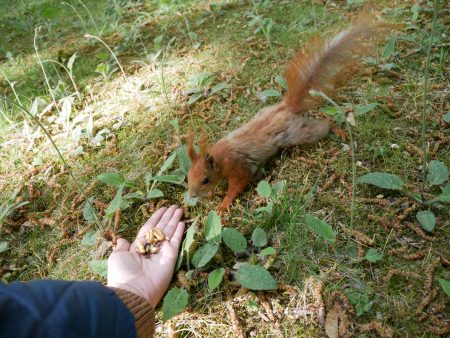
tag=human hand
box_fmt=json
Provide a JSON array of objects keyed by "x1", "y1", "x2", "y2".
[{"x1": 107, "y1": 205, "x2": 185, "y2": 307}]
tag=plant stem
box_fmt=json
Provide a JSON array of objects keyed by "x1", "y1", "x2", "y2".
[
  {"x1": 42, "y1": 60, "x2": 82, "y2": 102},
  {"x1": 420, "y1": 0, "x2": 439, "y2": 193},
  {"x1": 0, "y1": 97, "x2": 102, "y2": 228},
  {"x1": 251, "y1": 0, "x2": 276, "y2": 61},
  {"x1": 34, "y1": 27, "x2": 60, "y2": 113}
]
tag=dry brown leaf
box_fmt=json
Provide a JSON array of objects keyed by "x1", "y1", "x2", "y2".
[{"x1": 325, "y1": 302, "x2": 339, "y2": 338}]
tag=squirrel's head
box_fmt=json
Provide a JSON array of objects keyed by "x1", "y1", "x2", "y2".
[{"x1": 187, "y1": 131, "x2": 220, "y2": 198}]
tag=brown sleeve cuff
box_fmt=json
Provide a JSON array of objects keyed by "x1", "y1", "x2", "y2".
[{"x1": 110, "y1": 287, "x2": 155, "y2": 338}]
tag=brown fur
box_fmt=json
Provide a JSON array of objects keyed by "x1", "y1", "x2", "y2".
[{"x1": 187, "y1": 12, "x2": 381, "y2": 214}]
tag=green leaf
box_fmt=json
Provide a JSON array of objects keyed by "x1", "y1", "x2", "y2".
[
  {"x1": 162, "y1": 287, "x2": 189, "y2": 321},
  {"x1": 222, "y1": 228, "x2": 247, "y2": 253},
  {"x1": 176, "y1": 146, "x2": 191, "y2": 174},
  {"x1": 210, "y1": 82, "x2": 231, "y2": 95},
  {"x1": 365, "y1": 248, "x2": 383, "y2": 262},
  {"x1": 252, "y1": 228, "x2": 268, "y2": 247},
  {"x1": 205, "y1": 210, "x2": 222, "y2": 243},
  {"x1": 382, "y1": 37, "x2": 396, "y2": 59},
  {"x1": 271, "y1": 180, "x2": 286, "y2": 197},
  {"x1": 275, "y1": 75, "x2": 287, "y2": 90},
  {"x1": 88, "y1": 259, "x2": 108, "y2": 277},
  {"x1": 259, "y1": 246, "x2": 276, "y2": 257},
  {"x1": 97, "y1": 173, "x2": 128, "y2": 187},
  {"x1": 416, "y1": 210, "x2": 436, "y2": 232},
  {"x1": 304, "y1": 213, "x2": 336, "y2": 243},
  {"x1": 357, "y1": 172, "x2": 404, "y2": 190},
  {"x1": 192, "y1": 243, "x2": 219, "y2": 268},
  {"x1": 236, "y1": 264, "x2": 277, "y2": 290},
  {"x1": 158, "y1": 152, "x2": 177, "y2": 175},
  {"x1": 123, "y1": 192, "x2": 145, "y2": 200},
  {"x1": 105, "y1": 186, "x2": 124, "y2": 218},
  {"x1": 443, "y1": 112, "x2": 450, "y2": 124},
  {"x1": 0, "y1": 241, "x2": 8, "y2": 254},
  {"x1": 183, "y1": 220, "x2": 197, "y2": 255},
  {"x1": 355, "y1": 103, "x2": 378, "y2": 116},
  {"x1": 188, "y1": 92, "x2": 203, "y2": 105},
  {"x1": 208, "y1": 268, "x2": 225, "y2": 291},
  {"x1": 147, "y1": 189, "x2": 164, "y2": 199},
  {"x1": 427, "y1": 160, "x2": 449, "y2": 186},
  {"x1": 81, "y1": 231, "x2": 98, "y2": 246},
  {"x1": 438, "y1": 278, "x2": 450, "y2": 298},
  {"x1": 83, "y1": 197, "x2": 97, "y2": 223},
  {"x1": 256, "y1": 181, "x2": 272, "y2": 198},
  {"x1": 257, "y1": 89, "x2": 281, "y2": 101},
  {"x1": 152, "y1": 175, "x2": 185, "y2": 185},
  {"x1": 345, "y1": 290, "x2": 372, "y2": 316},
  {"x1": 438, "y1": 183, "x2": 450, "y2": 203},
  {"x1": 320, "y1": 106, "x2": 345, "y2": 124},
  {"x1": 256, "y1": 200, "x2": 273, "y2": 214}
]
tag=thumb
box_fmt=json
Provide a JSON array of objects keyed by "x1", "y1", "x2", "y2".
[{"x1": 113, "y1": 238, "x2": 130, "y2": 252}]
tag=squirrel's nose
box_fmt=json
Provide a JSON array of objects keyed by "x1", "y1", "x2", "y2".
[{"x1": 188, "y1": 192, "x2": 198, "y2": 198}]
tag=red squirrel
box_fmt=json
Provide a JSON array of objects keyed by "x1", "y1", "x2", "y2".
[{"x1": 187, "y1": 12, "x2": 380, "y2": 214}]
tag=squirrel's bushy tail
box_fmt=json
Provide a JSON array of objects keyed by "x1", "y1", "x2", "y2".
[{"x1": 284, "y1": 11, "x2": 381, "y2": 113}]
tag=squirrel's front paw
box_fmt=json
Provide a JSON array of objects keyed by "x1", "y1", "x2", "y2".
[
  {"x1": 216, "y1": 202, "x2": 231, "y2": 216},
  {"x1": 331, "y1": 126, "x2": 348, "y2": 141}
]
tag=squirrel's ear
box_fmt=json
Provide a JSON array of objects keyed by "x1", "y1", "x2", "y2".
[
  {"x1": 187, "y1": 130, "x2": 198, "y2": 161},
  {"x1": 199, "y1": 131, "x2": 208, "y2": 154},
  {"x1": 205, "y1": 153, "x2": 215, "y2": 171}
]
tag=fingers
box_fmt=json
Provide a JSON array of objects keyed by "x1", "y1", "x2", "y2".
[
  {"x1": 161, "y1": 208, "x2": 184, "y2": 238},
  {"x1": 137, "y1": 207, "x2": 168, "y2": 238},
  {"x1": 155, "y1": 205, "x2": 178, "y2": 232},
  {"x1": 170, "y1": 221, "x2": 186, "y2": 248},
  {"x1": 113, "y1": 238, "x2": 130, "y2": 252}
]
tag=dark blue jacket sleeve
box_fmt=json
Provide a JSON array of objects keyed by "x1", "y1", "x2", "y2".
[{"x1": 0, "y1": 280, "x2": 137, "y2": 338}]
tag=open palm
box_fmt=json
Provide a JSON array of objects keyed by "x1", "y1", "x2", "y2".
[{"x1": 107, "y1": 206, "x2": 185, "y2": 308}]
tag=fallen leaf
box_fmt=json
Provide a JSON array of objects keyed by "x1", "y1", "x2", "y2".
[
  {"x1": 346, "y1": 112, "x2": 356, "y2": 127},
  {"x1": 325, "y1": 302, "x2": 339, "y2": 338}
]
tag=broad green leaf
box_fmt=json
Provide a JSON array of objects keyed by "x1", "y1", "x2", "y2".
[
  {"x1": 192, "y1": 243, "x2": 219, "y2": 268},
  {"x1": 105, "y1": 186, "x2": 124, "y2": 218},
  {"x1": 222, "y1": 227, "x2": 247, "y2": 253},
  {"x1": 208, "y1": 268, "x2": 225, "y2": 291},
  {"x1": 97, "y1": 173, "x2": 128, "y2": 187},
  {"x1": 152, "y1": 175, "x2": 185, "y2": 185},
  {"x1": 275, "y1": 75, "x2": 287, "y2": 90},
  {"x1": 438, "y1": 278, "x2": 450, "y2": 298},
  {"x1": 256, "y1": 181, "x2": 272, "y2": 198},
  {"x1": 188, "y1": 92, "x2": 203, "y2": 105},
  {"x1": 183, "y1": 220, "x2": 197, "y2": 254},
  {"x1": 382, "y1": 37, "x2": 396, "y2": 59},
  {"x1": 205, "y1": 210, "x2": 222, "y2": 243},
  {"x1": 320, "y1": 106, "x2": 345, "y2": 123},
  {"x1": 184, "y1": 191, "x2": 199, "y2": 206},
  {"x1": 252, "y1": 228, "x2": 268, "y2": 247},
  {"x1": 0, "y1": 241, "x2": 8, "y2": 254},
  {"x1": 427, "y1": 160, "x2": 449, "y2": 186},
  {"x1": 157, "y1": 152, "x2": 177, "y2": 175},
  {"x1": 365, "y1": 248, "x2": 383, "y2": 262},
  {"x1": 83, "y1": 197, "x2": 97, "y2": 223},
  {"x1": 416, "y1": 210, "x2": 436, "y2": 232},
  {"x1": 236, "y1": 264, "x2": 277, "y2": 290},
  {"x1": 438, "y1": 183, "x2": 450, "y2": 203},
  {"x1": 259, "y1": 246, "x2": 276, "y2": 257},
  {"x1": 67, "y1": 52, "x2": 77, "y2": 72},
  {"x1": 176, "y1": 146, "x2": 191, "y2": 174},
  {"x1": 357, "y1": 172, "x2": 404, "y2": 190},
  {"x1": 81, "y1": 231, "x2": 98, "y2": 246},
  {"x1": 271, "y1": 180, "x2": 286, "y2": 197},
  {"x1": 88, "y1": 259, "x2": 108, "y2": 277},
  {"x1": 355, "y1": 103, "x2": 378, "y2": 116},
  {"x1": 305, "y1": 213, "x2": 335, "y2": 243},
  {"x1": 443, "y1": 112, "x2": 450, "y2": 124},
  {"x1": 147, "y1": 189, "x2": 164, "y2": 199},
  {"x1": 256, "y1": 200, "x2": 273, "y2": 214},
  {"x1": 345, "y1": 290, "x2": 372, "y2": 316},
  {"x1": 170, "y1": 118, "x2": 180, "y2": 134},
  {"x1": 210, "y1": 82, "x2": 231, "y2": 95},
  {"x1": 162, "y1": 287, "x2": 189, "y2": 321},
  {"x1": 257, "y1": 89, "x2": 281, "y2": 101},
  {"x1": 123, "y1": 192, "x2": 145, "y2": 200}
]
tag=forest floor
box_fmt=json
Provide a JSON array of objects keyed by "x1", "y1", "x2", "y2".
[{"x1": 0, "y1": 0, "x2": 449, "y2": 337}]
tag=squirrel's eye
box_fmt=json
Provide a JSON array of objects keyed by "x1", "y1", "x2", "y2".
[{"x1": 201, "y1": 177, "x2": 209, "y2": 185}]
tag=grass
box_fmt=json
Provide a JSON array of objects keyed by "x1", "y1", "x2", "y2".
[{"x1": 1, "y1": 0, "x2": 449, "y2": 336}]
